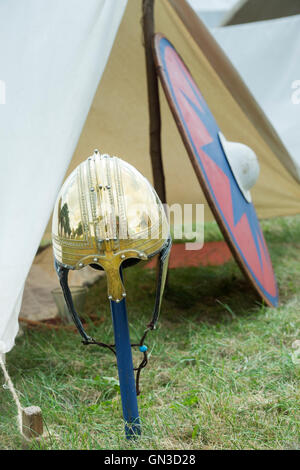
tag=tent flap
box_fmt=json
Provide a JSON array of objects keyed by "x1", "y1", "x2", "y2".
[{"x1": 0, "y1": 0, "x2": 127, "y2": 353}]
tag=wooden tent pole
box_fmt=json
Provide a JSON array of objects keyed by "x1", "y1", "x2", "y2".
[
  {"x1": 142, "y1": 0, "x2": 170, "y2": 289},
  {"x1": 142, "y1": 0, "x2": 166, "y2": 204}
]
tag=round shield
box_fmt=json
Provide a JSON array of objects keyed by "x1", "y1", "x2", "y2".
[{"x1": 153, "y1": 34, "x2": 278, "y2": 307}]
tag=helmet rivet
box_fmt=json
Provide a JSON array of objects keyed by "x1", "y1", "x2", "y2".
[
  {"x1": 90, "y1": 187, "x2": 94, "y2": 192},
  {"x1": 116, "y1": 299, "x2": 120, "y2": 303},
  {"x1": 121, "y1": 254, "x2": 125, "y2": 259},
  {"x1": 108, "y1": 295, "x2": 112, "y2": 300},
  {"x1": 98, "y1": 184, "x2": 103, "y2": 189},
  {"x1": 139, "y1": 252, "x2": 144, "y2": 258},
  {"x1": 122, "y1": 293, "x2": 126, "y2": 297},
  {"x1": 106, "y1": 185, "x2": 111, "y2": 190},
  {"x1": 79, "y1": 262, "x2": 84, "y2": 268},
  {"x1": 64, "y1": 264, "x2": 68, "y2": 268},
  {"x1": 106, "y1": 238, "x2": 110, "y2": 242},
  {"x1": 93, "y1": 257, "x2": 98, "y2": 262},
  {"x1": 94, "y1": 149, "x2": 99, "y2": 154}
]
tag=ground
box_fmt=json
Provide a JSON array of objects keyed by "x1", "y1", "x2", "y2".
[{"x1": 0, "y1": 216, "x2": 299, "y2": 450}]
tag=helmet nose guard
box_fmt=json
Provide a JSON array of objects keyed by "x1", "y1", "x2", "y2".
[
  {"x1": 52, "y1": 151, "x2": 171, "y2": 342},
  {"x1": 218, "y1": 132, "x2": 260, "y2": 203}
]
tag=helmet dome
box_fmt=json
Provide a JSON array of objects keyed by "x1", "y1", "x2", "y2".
[{"x1": 218, "y1": 132, "x2": 260, "y2": 203}]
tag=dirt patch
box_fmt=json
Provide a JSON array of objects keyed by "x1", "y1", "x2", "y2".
[{"x1": 146, "y1": 241, "x2": 232, "y2": 269}]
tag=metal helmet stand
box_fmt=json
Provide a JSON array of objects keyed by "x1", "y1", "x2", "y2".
[{"x1": 110, "y1": 294, "x2": 141, "y2": 439}]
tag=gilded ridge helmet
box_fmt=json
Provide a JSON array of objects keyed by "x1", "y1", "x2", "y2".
[{"x1": 52, "y1": 150, "x2": 171, "y2": 344}]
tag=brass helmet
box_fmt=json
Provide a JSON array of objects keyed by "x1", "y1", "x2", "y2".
[{"x1": 52, "y1": 150, "x2": 171, "y2": 343}]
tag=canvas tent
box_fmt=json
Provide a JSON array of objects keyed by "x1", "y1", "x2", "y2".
[
  {"x1": 213, "y1": 14, "x2": 300, "y2": 176},
  {"x1": 222, "y1": 0, "x2": 300, "y2": 26},
  {"x1": 1, "y1": 0, "x2": 300, "y2": 354},
  {"x1": 0, "y1": 0, "x2": 127, "y2": 353}
]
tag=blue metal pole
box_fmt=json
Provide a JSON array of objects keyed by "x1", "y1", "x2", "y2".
[{"x1": 110, "y1": 296, "x2": 141, "y2": 439}]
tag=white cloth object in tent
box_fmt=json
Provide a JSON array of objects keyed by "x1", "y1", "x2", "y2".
[
  {"x1": 0, "y1": 0, "x2": 127, "y2": 353},
  {"x1": 213, "y1": 15, "x2": 300, "y2": 180},
  {"x1": 187, "y1": 0, "x2": 240, "y2": 27}
]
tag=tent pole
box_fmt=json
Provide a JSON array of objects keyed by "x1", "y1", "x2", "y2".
[
  {"x1": 110, "y1": 295, "x2": 141, "y2": 439},
  {"x1": 142, "y1": 0, "x2": 170, "y2": 286},
  {"x1": 142, "y1": 0, "x2": 166, "y2": 205}
]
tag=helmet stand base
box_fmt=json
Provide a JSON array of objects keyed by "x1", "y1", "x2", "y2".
[{"x1": 110, "y1": 295, "x2": 141, "y2": 439}]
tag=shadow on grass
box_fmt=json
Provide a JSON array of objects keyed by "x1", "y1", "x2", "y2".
[
  {"x1": 85, "y1": 258, "x2": 260, "y2": 331},
  {"x1": 83, "y1": 215, "x2": 300, "y2": 330},
  {"x1": 164, "y1": 265, "x2": 258, "y2": 324}
]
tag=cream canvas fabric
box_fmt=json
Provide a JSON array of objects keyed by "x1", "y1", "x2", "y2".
[
  {"x1": 213, "y1": 15, "x2": 300, "y2": 179},
  {"x1": 0, "y1": 0, "x2": 127, "y2": 353}
]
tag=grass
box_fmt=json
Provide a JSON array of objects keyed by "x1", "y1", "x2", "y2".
[{"x1": 0, "y1": 216, "x2": 299, "y2": 450}]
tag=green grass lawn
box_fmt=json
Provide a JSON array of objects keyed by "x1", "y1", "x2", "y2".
[{"x1": 1, "y1": 216, "x2": 299, "y2": 450}]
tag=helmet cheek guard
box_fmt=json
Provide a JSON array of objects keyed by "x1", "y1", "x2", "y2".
[
  {"x1": 150, "y1": 237, "x2": 171, "y2": 328},
  {"x1": 52, "y1": 151, "x2": 171, "y2": 344},
  {"x1": 54, "y1": 237, "x2": 171, "y2": 343}
]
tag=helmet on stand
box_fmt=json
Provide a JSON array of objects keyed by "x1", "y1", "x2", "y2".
[{"x1": 52, "y1": 150, "x2": 171, "y2": 343}]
